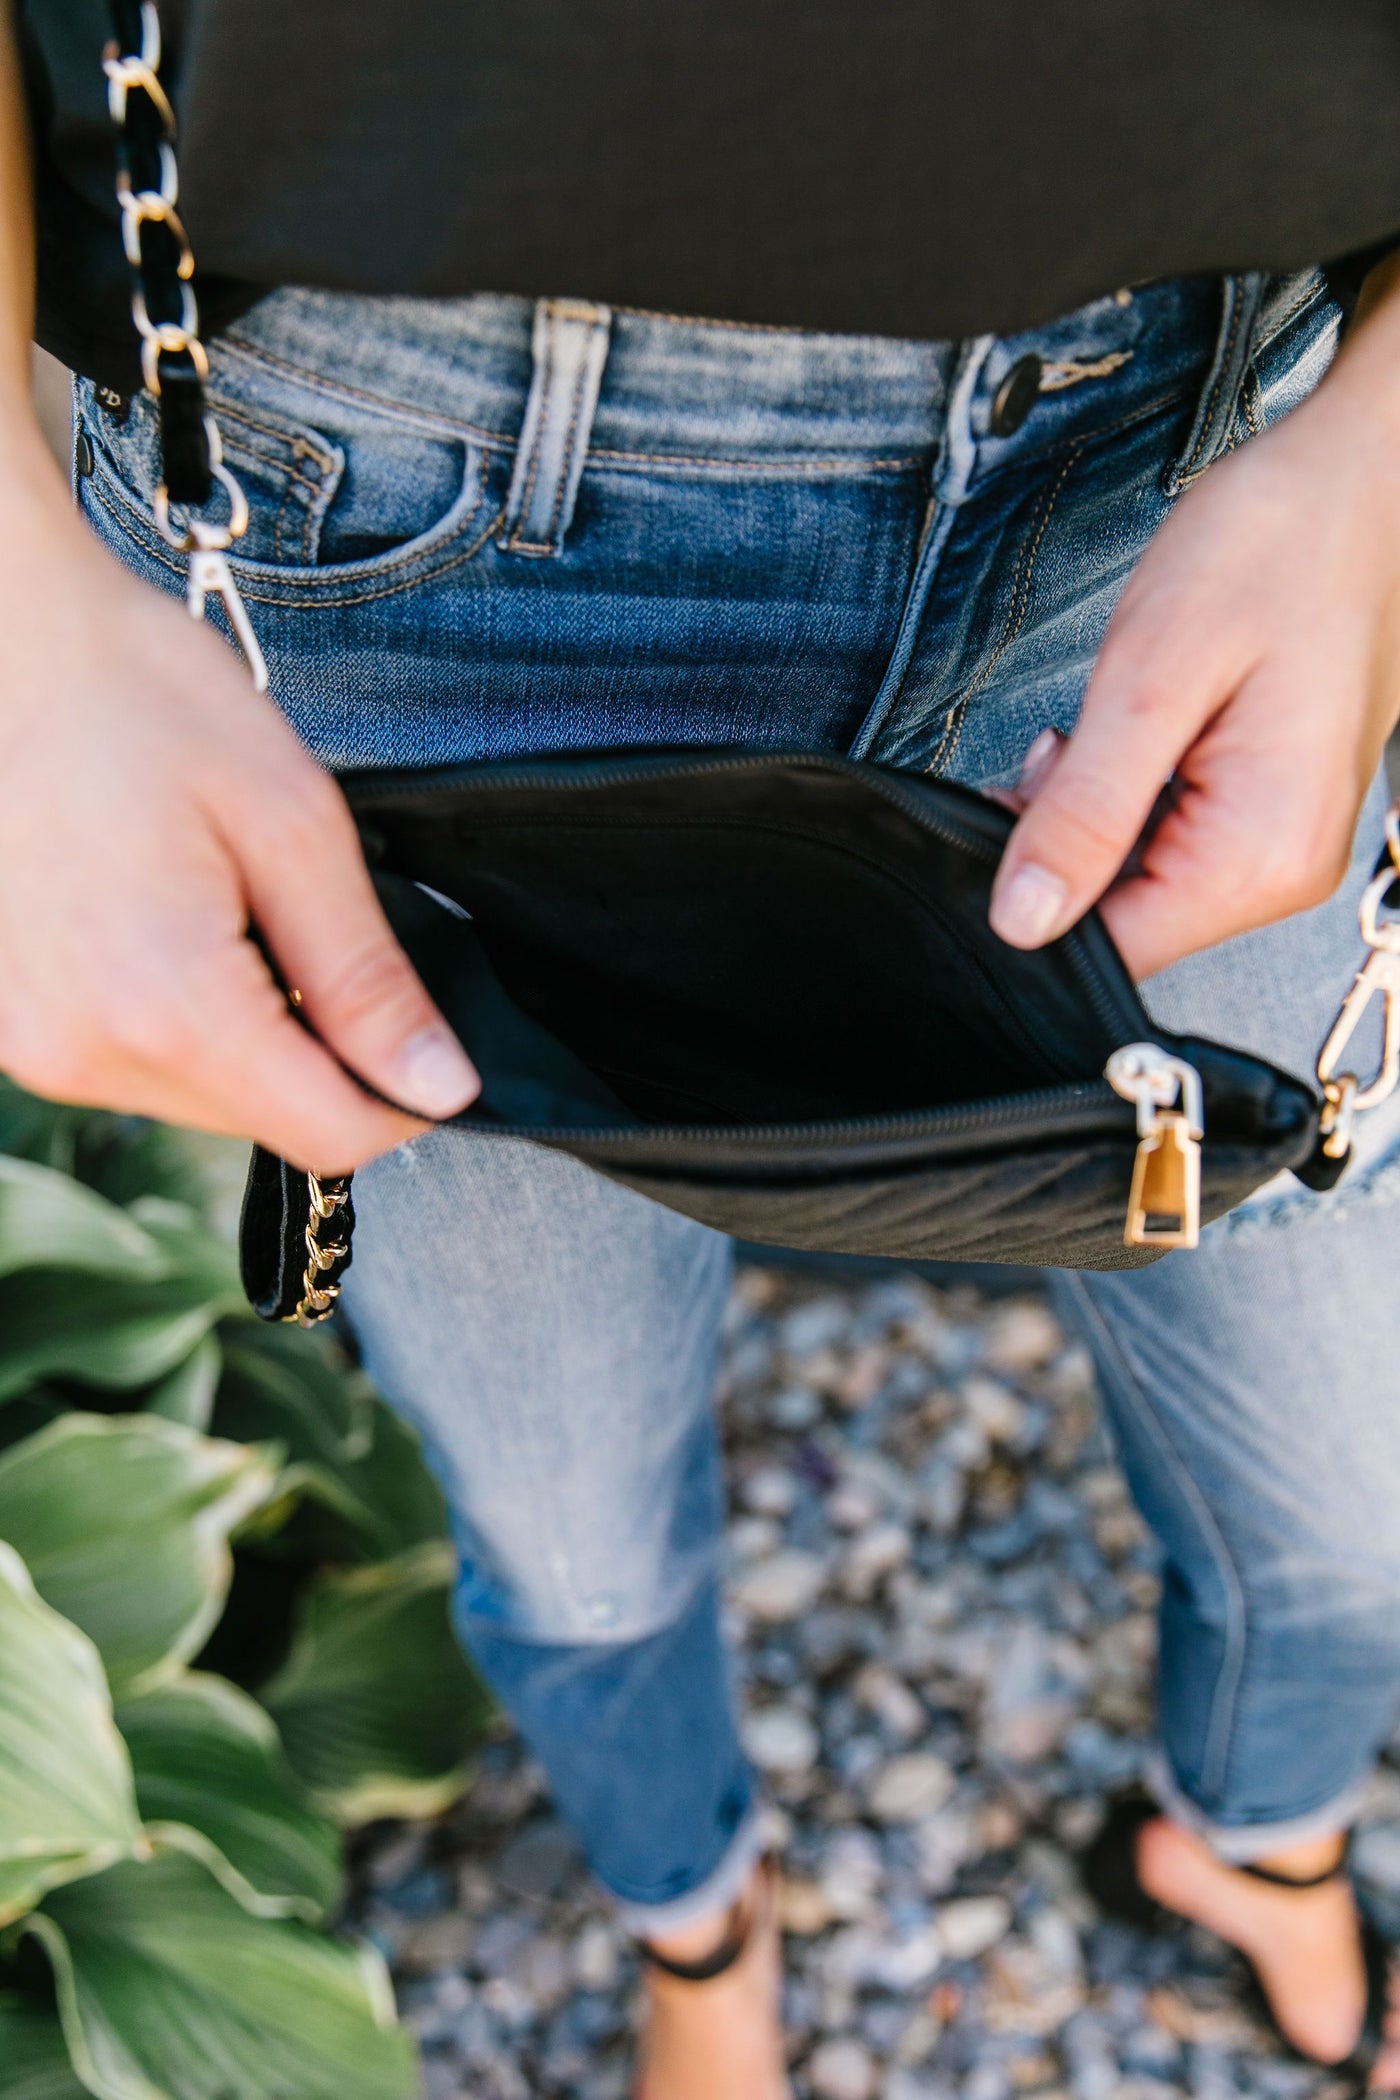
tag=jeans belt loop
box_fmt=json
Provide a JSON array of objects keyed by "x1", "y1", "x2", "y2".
[
  {"x1": 500, "y1": 297, "x2": 613, "y2": 557},
  {"x1": 1164, "y1": 271, "x2": 1265, "y2": 497}
]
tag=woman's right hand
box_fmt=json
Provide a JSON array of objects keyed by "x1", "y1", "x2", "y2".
[{"x1": 0, "y1": 434, "x2": 480, "y2": 1171}]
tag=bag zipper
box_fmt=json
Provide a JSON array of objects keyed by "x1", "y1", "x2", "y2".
[
  {"x1": 474, "y1": 1073, "x2": 1135, "y2": 1153},
  {"x1": 1105, "y1": 1044, "x2": 1204, "y2": 1248}
]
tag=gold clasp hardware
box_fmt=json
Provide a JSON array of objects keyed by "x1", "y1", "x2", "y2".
[
  {"x1": 1105, "y1": 1043, "x2": 1205, "y2": 1250},
  {"x1": 1316, "y1": 804, "x2": 1400, "y2": 1160}
]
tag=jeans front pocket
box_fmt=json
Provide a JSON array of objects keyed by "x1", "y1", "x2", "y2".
[{"x1": 78, "y1": 356, "x2": 497, "y2": 611}]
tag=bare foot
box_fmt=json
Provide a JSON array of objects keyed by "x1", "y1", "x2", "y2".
[
  {"x1": 1134, "y1": 1818, "x2": 1397, "y2": 2076},
  {"x1": 634, "y1": 1861, "x2": 792, "y2": 2100}
]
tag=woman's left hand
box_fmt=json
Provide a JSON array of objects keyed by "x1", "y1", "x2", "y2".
[{"x1": 989, "y1": 253, "x2": 1400, "y2": 980}]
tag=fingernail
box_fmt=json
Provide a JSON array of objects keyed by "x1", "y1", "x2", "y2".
[
  {"x1": 395, "y1": 1027, "x2": 479, "y2": 1117},
  {"x1": 990, "y1": 864, "x2": 1071, "y2": 947}
]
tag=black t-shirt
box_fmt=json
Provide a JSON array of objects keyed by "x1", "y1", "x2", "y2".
[{"x1": 20, "y1": 0, "x2": 1400, "y2": 388}]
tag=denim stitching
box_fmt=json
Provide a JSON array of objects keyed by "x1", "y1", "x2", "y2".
[
  {"x1": 612, "y1": 304, "x2": 826, "y2": 336},
  {"x1": 1230, "y1": 278, "x2": 1333, "y2": 454},
  {"x1": 967, "y1": 382, "x2": 1191, "y2": 497},
  {"x1": 216, "y1": 436, "x2": 330, "y2": 504},
  {"x1": 1182, "y1": 281, "x2": 1244, "y2": 484},
  {"x1": 1241, "y1": 370, "x2": 1263, "y2": 441},
  {"x1": 92, "y1": 441, "x2": 483, "y2": 590},
  {"x1": 931, "y1": 457, "x2": 1074, "y2": 781},
  {"x1": 87, "y1": 470, "x2": 505, "y2": 610},
  {"x1": 218, "y1": 335, "x2": 519, "y2": 449},
  {"x1": 925, "y1": 441, "x2": 1083, "y2": 778},
  {"x1": 217, "y1": 333, "x2": 949, "y2": 476},
  {"x1": 109, "y1": 413, "x2": 321, "y2": 569},
  {"x1": 1060, "y1": 1271, "x2": 1249, "y2": 1807},
  {"x1": 1251, "y1": 274, "x2": 1330, "y2": 356},
  {"x1": 211, "y1": 397, "x2": 337, "y2": 480},
  {"x1": 587, "y1": 447, "x2": 922, "y2": 475},
  {"x1": 223, "y1": 336, "x2": 923, "y2": 470}
]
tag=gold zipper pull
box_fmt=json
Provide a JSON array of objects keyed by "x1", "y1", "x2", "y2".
[{"x1": 1105, "y1": 1044, "x2": 1205, "y2": 1250}]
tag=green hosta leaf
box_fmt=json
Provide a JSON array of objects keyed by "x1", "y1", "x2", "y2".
[
  {"x1": 0, "y1": 1192, "x2": 242, "y2": 1405},
  {"x1": 0, "y1": 1543, "x2": 143, "y2": 1925},
  {"x1": 260, "y1": 1543, "x2": 488, "y2": 1823},
  {"x1": 0, "y1": 1156, "x2": 170, "y2": 1287},
  {"x1": 0, "y1": 1416, "x2": 279, "y2": 1698},
  {"x1": 0, "y1": 1257, "x2": 242, "y2": 1404},
  {"x1": 142, "y1": 1335, "x2": 221, "y2": 1430},
  {"x1": 117, "y1": 1674, "x2": 341, "y2": 1921},
  {"x1": 215, "y1": 1328, "x2": 446, "y2": 1562},
  {"x1": 0, "y1": 1994, "x2": 91, "y2": 2100},
  {"x1": 26, "y1": 1850, "x2": 416, "y2": 2100}
]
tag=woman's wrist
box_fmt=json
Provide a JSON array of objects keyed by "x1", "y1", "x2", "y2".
[
  {"x1": 1322, "y1": 246, "x2": 1400, "y2": 442},
  {"x1": 0, "y1": 402, "x2": 79, "y2": 553}
]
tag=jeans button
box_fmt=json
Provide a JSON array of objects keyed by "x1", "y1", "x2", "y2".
[
  {"x1": 73, "y1": 429, "x2": 94, "y2": 478},
  {"x1": 990, "y1": 353, "x2": 1043, "y2": 437}
]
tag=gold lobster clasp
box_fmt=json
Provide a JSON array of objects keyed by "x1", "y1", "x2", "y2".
[{"x1": 1316, "y1": 804, "x2": 1400, "y2": 1159}]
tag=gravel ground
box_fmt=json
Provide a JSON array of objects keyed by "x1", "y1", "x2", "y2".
[{"x1": 353, "y1": 1265, "x2": 1400, "y2": 2100}]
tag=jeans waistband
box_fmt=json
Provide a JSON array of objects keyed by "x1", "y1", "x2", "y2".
[{"x1": 217, "y1": 272, "x2": 1261, "y2": 475}]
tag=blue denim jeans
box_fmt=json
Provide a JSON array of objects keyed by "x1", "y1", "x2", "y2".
[{"x1": 78, "y1": 269, "x2": 1400, "y2": 1928}]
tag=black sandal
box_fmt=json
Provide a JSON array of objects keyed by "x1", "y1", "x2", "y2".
[
  {"x1": 636, "y1": 1854, "x2": 776, "y2": 1984},
  {"x1": 1081, "y1": 1788, "x2": 1396, "y2": 2092}
]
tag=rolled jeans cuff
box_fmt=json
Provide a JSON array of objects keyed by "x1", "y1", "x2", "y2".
[
  {"x1": 1144, "y1": 1748, "x2": 1371, "y2": 1864},
  {"x1": 608, "y1": 1800, "x2": 769, "y2": 1940}
]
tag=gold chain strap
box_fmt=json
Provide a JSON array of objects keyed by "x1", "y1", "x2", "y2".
[{"x1": 288, "y1": 1172, "x2": 353, "y2": 1327}]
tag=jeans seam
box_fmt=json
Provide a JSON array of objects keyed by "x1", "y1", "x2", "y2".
[
  {"x1": 845, "y1": 485, "x2": 949, "y2": 760},
  {"x1": 1180, "y1": 280, "x2": 1245, "y2": 484},
  {"x1": 218, "y1": 334, "x2": 520, "y2": 450},
  {"x1": 86, "y1": 467, "x2": 504, "y2": 610},
  {"x1": 211, "y1": 396, "x2": 339, "y2": 481},
  {"x1": 1060, "y1": 1271, "x2": 1249, "y2": 1808},
  {"x1": 925, "y1": 439, "x2": 1084, "y2": 779},
  {"x1": 202, "y1": 430, "x2": 322, "y2": 569},
  {"x1": 1250, "y1": 273, "x2": 1331, "y2": 359},
  {"x1": 589, "y1": 447, "x2": 924, "y2": 475},
  {"x1": 612, "y1": 303, "x2": 830, "y2": 337},
  {"x1": 967, "y1": 382, "x2": 1192, "y2": 494},
  {"x1": 221, "y1": 328, "x2": 935, "y2": 476}
]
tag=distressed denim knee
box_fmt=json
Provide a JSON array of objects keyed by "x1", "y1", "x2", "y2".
[{"x1": 343, "y1": 1130, "x2": 734, "y2": 1648}]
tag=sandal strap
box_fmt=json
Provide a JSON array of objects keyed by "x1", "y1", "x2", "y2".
[
  {"x1": 638, "y1": 1911, "x2": 752, "y2": 1982},
  {"x1": 1237, "y1": 1856, "x2": 1347, "y2": 1891},
  {"x1": 636, "y1": 1855, "x2": 773, "y2": 1984}
]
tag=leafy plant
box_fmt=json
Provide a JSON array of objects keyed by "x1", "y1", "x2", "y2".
[{"x1": 0, "y1": 1083, "x2": 492, "y2": 2099}]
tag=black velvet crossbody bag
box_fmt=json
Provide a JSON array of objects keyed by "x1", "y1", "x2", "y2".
[{"x1": 102, "y1": 2, "x2": 1396, "y2": 1326}]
